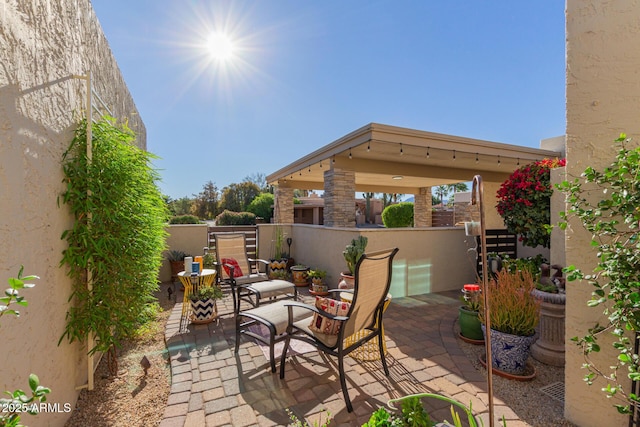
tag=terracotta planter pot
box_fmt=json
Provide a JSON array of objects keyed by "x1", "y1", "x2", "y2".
[
  {"x1": 338, "y1": 272, "x2": 355, "y2": 289},
  {"x1": 291, "y1": 266, "x2": 309, "y2": 287}
]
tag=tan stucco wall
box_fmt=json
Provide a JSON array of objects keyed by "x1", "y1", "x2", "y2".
[
  {"x1": 0, "y1": 2, "x2": 144, "y2": 426},
  {"x1": 258, "y1": 224, "x2": 476, "y2": 297},
  {"x1": 159, "y1": 225, "x2": 210, "y2": 282},
  {"x1": 565, "y1": 1, "x2": 640, "y2": 425}
]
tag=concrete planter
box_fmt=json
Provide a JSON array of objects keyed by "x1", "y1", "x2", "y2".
[{"x1": 530, "y1": 289, "x2": 566, "y2": 366}]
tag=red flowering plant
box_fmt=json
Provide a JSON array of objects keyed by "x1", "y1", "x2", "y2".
[{"x1": 496, "y1": 158, "x2": 566, "y2": 248}]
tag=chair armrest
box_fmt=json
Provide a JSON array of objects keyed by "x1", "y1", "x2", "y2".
[
  {"x1": 248, "y1": 258, "x2": 269, "y2": 274},
  {"x1": 329, "y1": 289, "x2": 351, "y2": 296}
]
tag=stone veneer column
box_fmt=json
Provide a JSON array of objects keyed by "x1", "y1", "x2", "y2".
[
  {"x1": 274, "y1": 186, "x2": 294, "y2": 224},
  {"x1": 413, "y1": 187, "x2": 432, "y2": 227},
  {"x1": 324, "y1": 168, "x2": 355, "y2": 227}
]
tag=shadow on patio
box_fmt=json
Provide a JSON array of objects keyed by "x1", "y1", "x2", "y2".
[{"x1": 161, "y1": 288, "x2": 538, "y2": 427}]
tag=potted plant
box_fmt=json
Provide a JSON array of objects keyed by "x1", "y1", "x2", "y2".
[
  {"x1": 308, "y1": 269, "x2": 328, "y2": 295},
  {"x1": 167, "y1": 250, "x2": 189, "y2": 281},
  {"x1": 189, "y1": 285, "x2": 223, "y2": 324},
  {"x1": 269, "y1": 227, "x2": 293, "y2": 278},
  {"x1": 458, "y1": 283, "x2": 483, "y2": 343},
  {"x1": 290, "y1": 264, "x2": 310, "y2": 287},
  {"x1": 268, "y1": 268, "x2": 289, "y2": 281},
  {"x1": 339, "y1": 236, "x2": 368, "y2": 289},
  {"x1": 479, "y1": 268, "x2": 541, "y2": 377}
]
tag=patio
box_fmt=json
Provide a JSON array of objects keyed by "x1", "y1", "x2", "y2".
[{"x1": 160, "y1": 286, "x2": 542, "y2": 427}]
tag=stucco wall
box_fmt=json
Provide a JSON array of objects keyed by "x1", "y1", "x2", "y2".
[
  {"x1": 565, "y1": 1, "x2": 640, "y2": 425},
  {"x1": 0, "y1": 1, "x2": 144, "y2": 426},
  {"x1": 258, "y1": 224, "x2": 476, "y2": 297}
]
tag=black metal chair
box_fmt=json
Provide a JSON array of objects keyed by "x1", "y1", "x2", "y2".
[
  {"x1": 212, "y1": 232, "x2": 296, "y2": 316},
  {"x1": 279, "y1": 247, "x2": 399, "y2": 412}
]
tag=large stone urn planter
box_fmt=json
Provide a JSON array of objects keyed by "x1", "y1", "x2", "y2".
[{"x1": 530, "y1": 289, "x2": 566, "y2": 366}]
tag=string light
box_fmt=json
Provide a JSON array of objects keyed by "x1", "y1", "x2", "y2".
[
  {"x1": 320, "y1": 161, "x2": 323, "y2": 168},
  {"x1": 452, "y1": 150, "x2": 456, "y2": 161},
  {"x1": 348, "y1": 148, "x2": 352, "y2": 159},
  {"x1": 400, "y1": 143, "x2": 404, "y2": 155},
  {"x1": 475, "y1": 153, "x2": 479, "y2": 164},
  {"x1": 498, "y1": 155, "x2": 501, "y2": 166},
  {"x1": 517, "y1": 158, "x2": 520, "y2": 166},
  {"x1": 367, "y1": 141, "x2": 370, "y2": 152},
  {"x1": 332, "y1": 156, "x2": 335, "y2": 164},
  {"x1": 308, "y1": 166, "x2": 311, "y2": 172},
  {"x1": 427, "y1": 147, "x2": 430, "y2": 158}
]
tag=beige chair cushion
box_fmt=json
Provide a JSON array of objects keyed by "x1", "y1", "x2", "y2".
[
  {"x1": 246, "y1": 279, "x2": 294, "y2": 299},
  {"x1": 242, "y1": 300, "x2": 312, "y2": 335}
]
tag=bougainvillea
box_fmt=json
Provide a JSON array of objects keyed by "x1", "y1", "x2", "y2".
[{"x1": 496, "y1": 158, "x2": 566, "y2": 248}]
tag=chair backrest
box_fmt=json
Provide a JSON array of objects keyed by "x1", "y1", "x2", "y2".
[
  {"x1": 213, "y1": 233, "x2": 252, "y2": 280},
  {"x1": 343, "y1": 247, "x2": 399, "y2": 337}
]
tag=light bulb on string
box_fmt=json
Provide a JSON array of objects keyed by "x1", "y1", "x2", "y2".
[
  {"x1": 427, "y1": 147, "x2": 430, "y2": 159},
  {"x1": 348, "y1": 148, "x2": 352, "y2": 159},
  {"x1": 400, "y1": 143, "x2": 404, "y2": 155},
  {"x1": 367, "y1": 141, "x2": 370, "y2": 152},
  {"x1": 475, "y1": 153, "x2": 479, "y2": 164},
  {"x1": 498, "y1": 155, "x2": 501, "y2": 166},
  {"x1": 452, "y1": 150, "x2": 456, "y2": 161},
  {"x1": 517, "y1": 158, "x2": 520, "y2": 166}
]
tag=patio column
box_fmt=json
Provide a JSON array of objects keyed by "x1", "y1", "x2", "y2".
[
  {"x1": 274, "y1": 186, "x2": 294, "y2": 224},
  {"x1": 323, "y1": 168, "x2": 355, "y2": 227},
  {"x1": 413, "y1": 187, "x2": 432, "y2": 227}
]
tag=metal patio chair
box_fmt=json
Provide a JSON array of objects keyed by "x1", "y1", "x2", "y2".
[
  {"x1": 212, "y1": 232, "x2": 296, "y2": 316},
  {"x1": 279, "y1": 247, "x2": 399, "y2": 412}
]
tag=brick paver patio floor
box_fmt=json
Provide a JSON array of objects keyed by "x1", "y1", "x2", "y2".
[{"x1": 160, "y1": 287, "x2": 528, "y2": 427}]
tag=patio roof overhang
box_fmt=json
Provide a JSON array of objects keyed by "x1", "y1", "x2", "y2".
[{"x1": 267, "y1": 123, "x2": 563, "y2": 194}]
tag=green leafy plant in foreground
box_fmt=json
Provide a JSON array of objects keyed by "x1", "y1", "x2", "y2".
[
  {"x1": 558, "y1": 134, "x2": 640, "y2": 414},
  {"x1": 59, "y1": 117, "x2": 168, "y2": 374},
  {"x1": 0, "y1": 268, "x2": 50, "y2": 427}
]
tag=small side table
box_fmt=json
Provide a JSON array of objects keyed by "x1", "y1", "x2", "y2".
[
  {"x1": 178, "y1": 269, "x2": 217, "y2": 328},
  {"x1": 340, "y1": 292, "x2": 392, "y2": 361}
]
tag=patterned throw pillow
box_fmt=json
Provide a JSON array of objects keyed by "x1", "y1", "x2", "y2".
[
  {"x1": 308, "y1": 297, "x2": 351, "y2": 335},
  {"x1": 221, "y1": 258, "x2": 243, "y2": 278}
]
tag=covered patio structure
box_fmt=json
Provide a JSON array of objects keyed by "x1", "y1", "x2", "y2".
[
  {"x1": 260, "y1": 124, "x2": 564, "y2": 299},
  {"x1": 267, "y1": 123, "x2": 563, "y2": 229}
]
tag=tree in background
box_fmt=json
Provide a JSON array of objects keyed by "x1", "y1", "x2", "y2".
[
  {"x1": 244, "y1": 172, "x2": 271, "y2": 193},
  {"x1": 166, "y1": 196, "x2": 194, "y2": 217},
  {"x1": 247, "y1": 192, "x2": 275, "y2": 222},
  {"x1": 434, "y1": 182, "x2": 468, "y2": 206},
  {"x1": 193, "y1": 181, "x2": 220, "y2": 219},
  {"x1": 220, "y1": 181, "x2": 261, "y2": 213}
]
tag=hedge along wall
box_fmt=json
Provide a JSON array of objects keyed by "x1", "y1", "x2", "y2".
[{"x1": 0, "y1": 2, "x2": 144, "y2": 426}]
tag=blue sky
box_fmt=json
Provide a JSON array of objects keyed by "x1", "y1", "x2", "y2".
[{"x1": 91, "y1": 1, "x2": 565, "y2": 200}]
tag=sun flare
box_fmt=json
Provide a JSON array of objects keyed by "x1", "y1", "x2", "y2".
[{"x1": 206, "y1": 32, "x2": 235, "y2": 61}]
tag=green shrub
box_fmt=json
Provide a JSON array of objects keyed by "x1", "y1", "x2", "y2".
[
  {"x1": 169, "y1": 214, "x2": 201, "y2": 224},
  {"x1": 247, "y1": 193, "x2": 274, "y2": 221},
  {"x1": 381, "y1": 202, "x2": 414, "y2": 228},
  {"x1": 216, "y1": 210, "x2": 256, "y2": 225}
]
